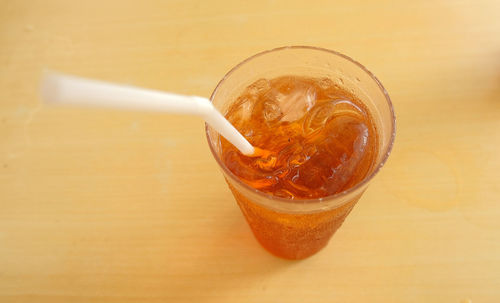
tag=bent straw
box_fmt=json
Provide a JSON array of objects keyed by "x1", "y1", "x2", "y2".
[{"x1": 40, "y1": 71, "x2": 255, "y2": 155}]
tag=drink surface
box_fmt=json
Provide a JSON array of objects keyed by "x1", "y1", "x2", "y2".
[{"x1": 221, "y1": 76, "x2": 378, "y2": 200}]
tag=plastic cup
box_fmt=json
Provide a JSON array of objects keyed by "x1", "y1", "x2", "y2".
[{"x1": 206, "y1": 46, "x2": 395, "y2": 260}]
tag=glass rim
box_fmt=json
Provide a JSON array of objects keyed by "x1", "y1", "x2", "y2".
[{"x1": 205, "y1": 45, "x2": 396, "y2": 207}]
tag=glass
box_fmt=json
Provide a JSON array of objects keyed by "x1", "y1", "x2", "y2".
[{"x1": 206, "y1": 46, "x2": 395, "y2": 259}]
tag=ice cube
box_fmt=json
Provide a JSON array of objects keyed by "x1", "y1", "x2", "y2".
[
  {"x1": 333, "y1": 100, "x2": 366, "y2": 118},
  {"x1": 303, "y1": 99, "x2": 365, "y2": 134},
  {"x1": 226, "y1": 98, "x2": 255, "y2": 127},
  {"x1": 262, "y1": 99, "x2": 282, "y2": 122},
  {"x1": 321, "y1": 116, "x2": 370, "y2": 193},
  {"x1": 255, "y1": 153, "x2": 278, "y2": 171},
  {"x1": 278, "y1": 86, "x2": 316, "y2": 122},
  {"x1": 223, "y1": 150, "x2": 278, "y2": 189},
  {"x1": 325, "y1": 115, "x2": 369, "y2": 155},
  {"x1": 303, "y1": 100, "x2": 338, "y2": 133},
  {"x1": 247, "y1": 78, "x2": 271, "y2": 95},
  {"x1": 286, "y1": 165, "x2": 324, "y2": 192}
]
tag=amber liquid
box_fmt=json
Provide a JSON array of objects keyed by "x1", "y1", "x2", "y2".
[
  {"x1": 221, "y1": 76, "x2": 378, "y2": 199},
  {"x1": 220, "y1": 75, "x2": 378, "y2": 259}
]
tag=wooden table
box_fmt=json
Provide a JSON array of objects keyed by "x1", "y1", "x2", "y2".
[{"x1": 1, "y1": 1, "x2": 499, "y2": 302}]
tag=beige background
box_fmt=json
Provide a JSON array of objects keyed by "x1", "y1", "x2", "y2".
[{"x1": 1, "y1": 0, "x2": 499, "y2": 302}]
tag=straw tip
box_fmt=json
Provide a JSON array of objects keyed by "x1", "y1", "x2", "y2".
[
  {"x1": 242, "y1": 145, "x2": 257, "y2": 156},
  {"x1": 247, "y1": 146, "x2": 272, "y2": 157}
]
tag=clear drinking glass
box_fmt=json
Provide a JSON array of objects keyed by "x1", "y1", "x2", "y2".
[{"x1": 206, "y1": 46, "x2": 396, "y2": 259}]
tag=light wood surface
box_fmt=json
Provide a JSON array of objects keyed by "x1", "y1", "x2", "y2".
[{"x1": 1, "y1": 1, "x2": 499, "y2": 302}]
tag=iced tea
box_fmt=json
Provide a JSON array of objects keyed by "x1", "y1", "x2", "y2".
[
  {"x1": 221, "y1": 76, "x2": 378, "y2": 199},
  {"x1": 219, "y1": 75, "x2": 378, "y2": 258},
  {"x1": 206, "y1": 46, "x2": 395, "y2": 260}
]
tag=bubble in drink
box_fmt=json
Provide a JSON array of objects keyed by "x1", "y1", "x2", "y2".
[{"x1": 221, "y1": 75, "x2": 378, "y2": 200}]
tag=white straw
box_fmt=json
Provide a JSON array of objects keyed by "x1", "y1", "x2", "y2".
[{"x1": 40, "y1": 71, "x2": 255, "y2": 155}]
